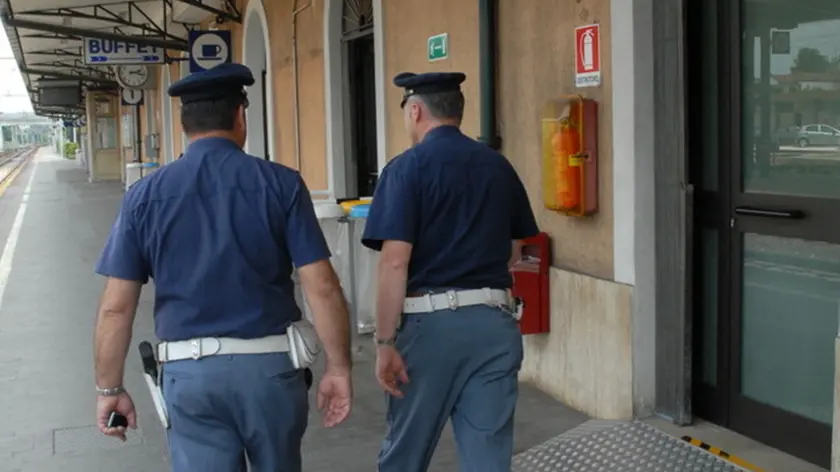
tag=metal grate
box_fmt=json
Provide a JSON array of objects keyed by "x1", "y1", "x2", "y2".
[
  {"x1": 342, "y1": 0, "x2": 374, "y2": 37},
  {"x1": 513, "y1": 420, "x2": 746, "y2": 472}
]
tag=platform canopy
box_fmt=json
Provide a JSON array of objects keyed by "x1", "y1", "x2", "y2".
[{"x1": 0, "y1": 0, "x2": 241, "y2": 119}]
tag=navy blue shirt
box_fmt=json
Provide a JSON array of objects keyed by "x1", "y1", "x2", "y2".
[
  {"x1": 362, "y1": 125, "x2": 539, "y2": 293},
  {"x1": 95, "y1": 137, "x2": 331, "y2": 341}
]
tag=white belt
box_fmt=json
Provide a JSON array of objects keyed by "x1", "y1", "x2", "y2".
[
  {"x1": 157, "y1": 334, "x2": 290, "y2": 362},
  {"x1": 403, "y1": 288, "x2": 513, "y2": 314}
]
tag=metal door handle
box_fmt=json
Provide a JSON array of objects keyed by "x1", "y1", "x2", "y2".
[{"x1": 733, "y1": 207, "x2": 805, "y2": 219}]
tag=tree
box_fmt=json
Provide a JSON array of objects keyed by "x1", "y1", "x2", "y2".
[{"x1": 793, "y1": 47, "x2": 832, "y2": 73}]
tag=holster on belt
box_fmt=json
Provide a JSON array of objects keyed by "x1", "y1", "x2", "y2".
[
  {"x1": 287, "y1": 319, "x2": 322, "y2": 370},
  {"x1": 304, "y1": 368, "x2": 313, "y2": 390},
  {"x1": 138, "y1": 341, "x2": 170, "y2": 429}
]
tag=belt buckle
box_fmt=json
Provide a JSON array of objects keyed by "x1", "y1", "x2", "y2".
[
  {"x1": 446, "y1": 290, "x2": 458, "y2": 310},
  {"x1": 190, "y1": 339, "x2": 202, "y2": 360},
  {"x1": 190, "y1": 338, "x2": 221, "y2": 360}
]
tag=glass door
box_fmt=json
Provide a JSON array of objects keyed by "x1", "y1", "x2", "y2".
[{"x1": 693, "y1": 0, "x2": 840, "y2": 468}]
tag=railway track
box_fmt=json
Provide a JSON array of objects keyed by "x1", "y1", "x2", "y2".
[{"x1": 0, "y1": 146, "x2": 38, "y2": 188}]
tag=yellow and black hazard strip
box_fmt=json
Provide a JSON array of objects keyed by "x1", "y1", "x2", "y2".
[{"x1": 680, "y1": 436, "x2": 765, "y2": 472}]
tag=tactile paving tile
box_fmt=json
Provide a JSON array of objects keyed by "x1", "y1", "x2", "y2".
[{"x1": 513, "y1": 420, "x2": 746, "y2": 472}]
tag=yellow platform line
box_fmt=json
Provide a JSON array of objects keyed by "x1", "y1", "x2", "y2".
[
  {"x1": 0, "y1": 153, "x2": 32, "y2": 199},
  {"x1": 680, "y1": 435, "x2": 766, "y2": 472}
]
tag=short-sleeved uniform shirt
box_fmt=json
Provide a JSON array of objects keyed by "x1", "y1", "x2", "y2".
[
  {"x1": 362, "y1": 125, "x2": 539, "y2": 293},
  {"x1": 95, "y1": 137, "x2": 330, "y2": 342}
]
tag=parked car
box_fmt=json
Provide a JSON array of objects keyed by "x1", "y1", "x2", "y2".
[{"x1": 774, "y1": 124, "x2": 840, "y2": 147}]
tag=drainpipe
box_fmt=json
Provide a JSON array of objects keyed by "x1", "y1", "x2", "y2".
[
  {"x1": 292, "y1": 0, "x2": 313, "y2": 172},
  {"x1": 478, "y1": 0, "x2": 501, "y2": 150}
]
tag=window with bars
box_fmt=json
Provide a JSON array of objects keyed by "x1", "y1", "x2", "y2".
[{"x1": 342, "y1": 0, "x2": 373, "y2": 39}]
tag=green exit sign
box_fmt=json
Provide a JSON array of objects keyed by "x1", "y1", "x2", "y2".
[{"x1": 427, "y1": 33, "x2": 449, "y2": 62}]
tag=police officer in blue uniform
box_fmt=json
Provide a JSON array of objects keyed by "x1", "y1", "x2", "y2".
[
  {"x1": 363, "y1": 72, "x2": 540, "y2": 472},
  {"x1": 92, "y1": 63, "x2": 354, "y2": 472}
]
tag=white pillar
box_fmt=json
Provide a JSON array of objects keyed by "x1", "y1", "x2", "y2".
[{"x1": 58, "y1": 125, "x2": 65, "y2": 158}]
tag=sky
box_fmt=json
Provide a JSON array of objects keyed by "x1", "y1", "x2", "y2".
[
  {"x1": 0, "y1": 27, "x2": 32, "y2": 114},
  {"x1": 762, "y1": 18, "x2": 840, "y2": 76}
]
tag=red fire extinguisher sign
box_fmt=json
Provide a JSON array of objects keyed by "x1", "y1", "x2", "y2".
[{"x1": 575, "y1": 24, "x2": 601, "y2": 88}]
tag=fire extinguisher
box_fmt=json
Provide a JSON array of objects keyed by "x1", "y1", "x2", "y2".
[
  {"x1": 550, "y1": 114, "x2": 581, "y2": 210},
  {"x1": 581, "y1": 29, "x2": 595, "y2": 71}
]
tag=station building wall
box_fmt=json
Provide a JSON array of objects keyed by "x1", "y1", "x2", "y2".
[{"x1": 142, "y1": 0, "x2": 643, "y2": 420}]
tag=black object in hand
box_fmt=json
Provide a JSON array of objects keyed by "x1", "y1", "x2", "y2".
[{"x1": 107, "y1": 411, "x2": 128, "y2": 428}]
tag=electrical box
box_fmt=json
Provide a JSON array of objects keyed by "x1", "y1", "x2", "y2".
[
  {"x1": 541, "y1": 95, "x2": 598, "y2": 217},
  {"x1": 511, "y1": 232, "x2": 551, "y2": 335}
]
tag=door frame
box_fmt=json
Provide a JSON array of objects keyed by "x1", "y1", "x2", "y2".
[
  {"x1": 691, "y1": 0, "x2": 835, "y2": 467},
  {"x1": 687, "y1": 0, "x2": 730, "y2": 427}
]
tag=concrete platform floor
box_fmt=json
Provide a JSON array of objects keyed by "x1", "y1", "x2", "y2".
[{"x1": 0, "y1": 149, "x2": 590, "y2": 471}]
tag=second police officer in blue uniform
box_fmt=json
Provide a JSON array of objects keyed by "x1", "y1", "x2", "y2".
[
  {"x1": 363, "y1": 72, "x2": 540, "y2": 472},
  {"x1": 91, "y1": 63, "x2": 354, "y2": 472}
]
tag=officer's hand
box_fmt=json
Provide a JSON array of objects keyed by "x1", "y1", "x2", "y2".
[
  {"x1": 376, "y1": 345, "x2": 409, "y2": 398},
  {"x1": 317, "y1": 370, "x2": 352, "y2": 428},
  {"x1": 96, "y1": 391, "x2": 137, "y2": 442}
]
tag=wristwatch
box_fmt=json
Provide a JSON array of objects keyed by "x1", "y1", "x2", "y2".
[
  {"x1": 374, "y1": 335, "x2": 396, "y2": 347},
  {"x1": 96, "y1": 386, "x2": 126, "y2": 397}
]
